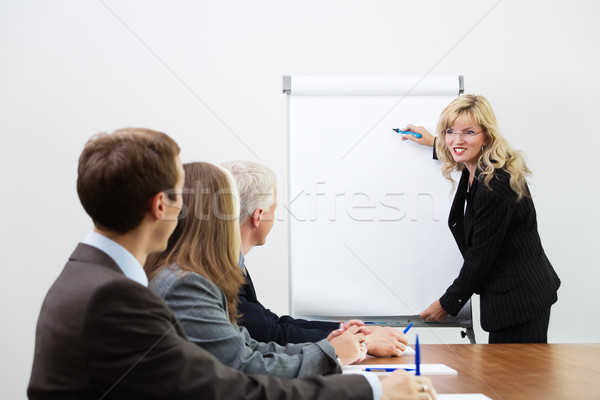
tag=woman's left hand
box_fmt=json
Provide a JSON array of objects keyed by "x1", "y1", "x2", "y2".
[{"x1": 420, "y1": 300, "x2": 448, "y2": 322}]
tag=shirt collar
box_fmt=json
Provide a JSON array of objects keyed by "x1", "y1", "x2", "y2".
[
  {"x1": 238, "y1": 252, "x2": 245, "y2": 269},
  {"x1": 83, "y1": 231, "x2": 149, "y2": 286}
]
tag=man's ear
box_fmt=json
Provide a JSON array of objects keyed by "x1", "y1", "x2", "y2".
[
  {"x1": 251, "y1": 208, "x2": 263, "y2": 229},
  {"x1": 149, "y1": 192, "x2": 166, "y2": 221}
]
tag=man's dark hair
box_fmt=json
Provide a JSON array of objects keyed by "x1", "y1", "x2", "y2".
[{"x1": 77, "y1": 128, "x2": 180, "y2": 234}]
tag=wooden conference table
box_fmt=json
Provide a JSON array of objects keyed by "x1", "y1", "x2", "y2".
[{"x1": 355, "y1": 344, "x2": 600, "y2": 399}]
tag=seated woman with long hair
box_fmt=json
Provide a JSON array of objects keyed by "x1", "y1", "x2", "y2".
[{"x1": 144, "y1": 162, "x2": 369, "y2": 378}]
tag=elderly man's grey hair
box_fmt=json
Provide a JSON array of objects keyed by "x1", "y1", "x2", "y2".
[{"x1": 221, "y1": 161, "x2": 277, "y2": 223}]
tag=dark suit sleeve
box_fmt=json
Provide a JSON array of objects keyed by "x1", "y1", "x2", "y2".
[
  {"x1": 238, "y1": 281, "x2": 339, "y2": 345},
  {"x1": 84, "y1": 279, "x2": 373, "y2": 400},
  {"x1": 440, "y1": 183, "x2": 513, "y2": 316}
]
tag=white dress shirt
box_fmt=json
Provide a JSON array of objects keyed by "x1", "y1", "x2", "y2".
[{"x1": 83, "y1": 231, "x2": 148, "y2": 287}]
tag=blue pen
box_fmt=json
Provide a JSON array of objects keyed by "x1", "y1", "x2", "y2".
[
  {"x1": 403, "y1": 322, "x2": 414, "y2": 334},
  {"x1": 393, "y1": 128, "x2": 422, "y2": 139},
  {"x1": 415, "y1": 335, "x2": 420, "y2": 376},
  {"x1": 364, "y1": 367, "x2": 416, "y2": 372}
]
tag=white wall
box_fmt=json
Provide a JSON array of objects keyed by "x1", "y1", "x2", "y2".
[{"x1": 1, "y1": 1, "x2": 599, "y2": 398}]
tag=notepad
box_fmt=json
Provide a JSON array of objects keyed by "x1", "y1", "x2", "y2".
[
  {"x1": 402, "y1": 345, "x2": 416, "y2": 355},
  {"x1": 438, "y1": 395, "x2": 492, "y2": 400},
  {"x1": 343, "y1": 363, "x2": 457, "y2": 375}
]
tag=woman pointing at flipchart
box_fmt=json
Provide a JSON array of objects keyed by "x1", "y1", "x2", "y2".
[{"x1": 402, "y1": 94, "x2": 560, "y2": 343}]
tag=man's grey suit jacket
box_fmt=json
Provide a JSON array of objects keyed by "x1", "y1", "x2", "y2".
[{"x1": 28, "y1": 243, "x2": 373, "y2": 400}]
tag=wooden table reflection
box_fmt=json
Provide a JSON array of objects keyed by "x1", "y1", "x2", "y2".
[{"x1": 355, "y1": 344, "x2": 600, "y2": 399}]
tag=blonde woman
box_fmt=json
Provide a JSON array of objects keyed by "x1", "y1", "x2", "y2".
[
  {"x1": 403, "y1": 95, "x2": 560, "y2": 343},
  {"x1": 144, "y1": 162, "x2": 370, "y2": 378}
]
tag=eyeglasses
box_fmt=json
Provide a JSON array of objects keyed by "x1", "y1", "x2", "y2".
[
  {"x1": 161, "y1": 198, "x2": 183, "y2": 221},
  {"x1": 161, "y1": 200, "x2": 182, "y2": 211},
  {"x1": 163, "y1": 189, "x2": 184, "y2": 201},
  {"x1": 162, "y1": 189, "x2": 183, "y2": 211},
  {"x1": 443, "y1": 129, "x2": 483, "y2": 137}
]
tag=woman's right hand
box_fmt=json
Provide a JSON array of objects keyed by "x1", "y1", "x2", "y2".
[
  {"x1": 328, "y1": 324, "x2": 369, "y2": 366},
  {"x1": 401, "y1": 124, "x2": 435, "y2": 147}
]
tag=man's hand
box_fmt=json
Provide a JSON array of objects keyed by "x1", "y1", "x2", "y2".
[
  {"x1": 365, "y1": 326, "x2": 408, "y2": 357},
  {"x1": 381, "y1": 370, "x2": 437, "y2": 400}
]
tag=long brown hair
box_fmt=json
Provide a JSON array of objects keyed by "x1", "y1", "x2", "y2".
[{"x1": 145, "y1": 162, "x2": 244, "y2": 323}]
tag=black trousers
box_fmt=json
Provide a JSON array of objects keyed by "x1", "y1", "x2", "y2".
[{"x1": 488, "y1": 309, "x2": 551, "y2": 344}]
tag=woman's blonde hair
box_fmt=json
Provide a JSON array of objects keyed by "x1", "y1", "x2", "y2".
[
  {"x1": 145, "y1": 162, "x2": 244, "y2": 324},
  {"x1": 435, "y1": 94, "x2": 531, "y2": 200}
]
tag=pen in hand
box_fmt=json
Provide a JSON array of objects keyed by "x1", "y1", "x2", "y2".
[{"x1": 393, "y1": 128, "x2": 422, "y2": 139}]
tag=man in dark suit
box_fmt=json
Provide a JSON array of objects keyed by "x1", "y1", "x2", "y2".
[
  {"x1": 28, "y1": 128, "x2": 435, "y2": 400},
  {"x1": 223, "y1": 161, "x2": 409, "y2": 357}
]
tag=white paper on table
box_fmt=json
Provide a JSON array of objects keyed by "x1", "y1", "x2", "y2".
[
  {"x1": 402, "y1": 345, "x2": 416, "y2": 355},
  {"x1": 343, "y1": 363, "x2": 456, "y2": 375},
  {"x1": 438, "y1": 395, "x2": 492, "y2": 400}
]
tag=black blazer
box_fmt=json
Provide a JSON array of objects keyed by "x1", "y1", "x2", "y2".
[
  {"x1": 439, "y1": 169, "x2": 560, "y2": 332},
  {"x1": 28, "y1": 244, "x2": 373, "y2": 400},
  {"x1": 238, "y1": 268, "x2": 339, "y2": 345}
]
